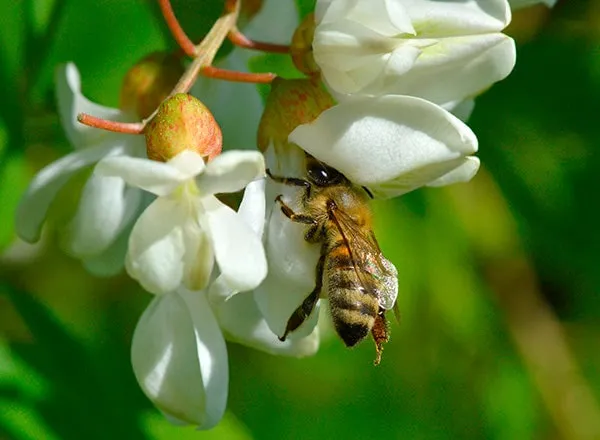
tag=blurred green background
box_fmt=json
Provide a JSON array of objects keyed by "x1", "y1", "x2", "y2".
[{"x1": 1, "y1": 0, "x2": 599, "y2": 439}]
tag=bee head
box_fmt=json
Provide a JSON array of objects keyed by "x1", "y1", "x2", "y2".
[{"x1": 306, "y1": 159, "x2": 344, "y2": 187}]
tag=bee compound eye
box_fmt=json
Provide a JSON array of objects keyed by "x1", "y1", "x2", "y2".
[{"x1": 308, "y1": 162, "x2": 342, "y2": 186}]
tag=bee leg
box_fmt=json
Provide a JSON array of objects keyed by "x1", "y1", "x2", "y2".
[
  {"x1": 371, "y1": 309, "x2": 389, "y2": 366},
  {"x1": 304, "y1": 224, "x2": 322, "y2": 243},
  {"x1": 279, "y1": 254, "x2": 325, "y2": 341},
  {"x1": 275, "y1": 195, "x2": 317, "y2": 225},
  {"x1": 266, "y1": 169, "x2": 312, "y2": 199}
]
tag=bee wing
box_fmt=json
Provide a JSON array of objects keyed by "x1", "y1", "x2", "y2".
[{"x1": 330, "y1": 209, "x2": 398, "y2": 310}]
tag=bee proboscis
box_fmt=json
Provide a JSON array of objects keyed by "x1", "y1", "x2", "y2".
[{"x1": 267, "y1": 155, "x2": 398, "y2": 364}]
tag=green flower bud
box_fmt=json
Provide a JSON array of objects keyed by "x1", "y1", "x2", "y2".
[
  {"x1": 120, "y1": 52, "x2": 185, "y2": 119},
  {"x1": 145, "y1": 94, "x2": 222, "y2": 162}
]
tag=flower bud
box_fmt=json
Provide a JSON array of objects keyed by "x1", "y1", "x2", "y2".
[
  {"x1": 257, "y1": 78, "x2": 334, "y2": 152},
  {"x1": 290, "y1": 14, "x2": 319, "y2": 76},
  {"x1": 145, "y1": 94, "x2": 222, "y2": 162},
  {"x1": 120, "y1": 52, "x2": 185, "y2": 119}
]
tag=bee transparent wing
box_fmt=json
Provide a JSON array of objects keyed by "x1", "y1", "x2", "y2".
[{"x1": 330, "y1": 210, "x2": 399, "y2": 310}]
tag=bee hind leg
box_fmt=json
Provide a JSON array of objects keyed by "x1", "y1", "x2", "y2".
[
  {"x1": 371, "y1": 309, "x2": 389, "y2": 366},
  {"x1": 279, "y1": 255, "x2": 325, "y2": 341}
]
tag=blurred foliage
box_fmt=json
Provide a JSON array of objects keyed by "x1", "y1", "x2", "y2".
[{"x1": 1, "y1": 0, "x2": 599, "y2": 439}]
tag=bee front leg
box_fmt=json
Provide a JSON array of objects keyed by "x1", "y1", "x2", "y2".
[
  {"x1": 280, "y1": 254, "x2": 325, "y2": 342},
  {"x1": 275, "y1": 195, "x2": 317, "y2": 225},
  {"x1": 266, "y1": 169, "x2": 312, "y2": 199}
]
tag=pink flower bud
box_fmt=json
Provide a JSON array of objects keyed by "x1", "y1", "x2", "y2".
[{"x1": 145, "y1": 94, "x2": 222, "y2": 162}]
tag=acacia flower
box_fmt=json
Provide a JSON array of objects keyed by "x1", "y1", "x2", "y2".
[
  {"x1": 15, "y1": 63, "x2": 145, "y2": 275},
  {"x1": 95, "y1": 148, "x2": 267, "y2": 295},
  {"x1": 131, "y1": 180, "x2": 318, "y2": 428},
  {"x1": 312, "y1": 0, "x2": 516, "y2": 108},
  {"x1": 254, "y1": 79, "x2": 478, "y2": 337}
]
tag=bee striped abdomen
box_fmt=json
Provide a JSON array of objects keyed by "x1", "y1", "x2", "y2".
[{"x1": 326, "y1": 241, "x2": 379, "y2": 347}]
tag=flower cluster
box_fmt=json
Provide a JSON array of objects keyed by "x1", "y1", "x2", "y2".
[{"x1": 13, "y1": 0, "x2": 555, "y2": 431}]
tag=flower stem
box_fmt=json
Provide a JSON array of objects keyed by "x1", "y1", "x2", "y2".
[
  {"x1": 228, "y1": 26, "x2": 290, "y2": 54},
  {"x1": 158, "y1": 0, "x2": 197, "y2": 57},
  {"x1": 201, "y1": 66, "x2": 276, "y2": 83},
  {"x1": 77, "y1": 113, "x2": 144, "y2": 134}
]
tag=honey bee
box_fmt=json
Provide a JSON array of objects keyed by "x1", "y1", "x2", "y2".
[{"x1": 267, "y1": 155, "x2": 398, "y2": 364}]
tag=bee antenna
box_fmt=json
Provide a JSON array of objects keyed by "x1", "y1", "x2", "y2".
[{"x1": 362, "y1": 186, "x2": 374, "y2": 199}]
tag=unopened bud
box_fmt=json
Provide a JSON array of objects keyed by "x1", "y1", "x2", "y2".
[
  {"x1": 145, "y1": 94, "x2": 222, "y2": 162},
  {"x1": 120, "y1": 52, "x2": 185, "y2": 119},
  {"x1": 257, "y1": 78, "x2": 334, "y2": 152},
  {"x1": 291, "y1": 14, "x2": 319, "y2": 76}
]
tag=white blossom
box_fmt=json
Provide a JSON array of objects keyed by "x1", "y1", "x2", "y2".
[
  {"x1": 131, "y1": 181, "x2": 318, "y2": 428},
  {"x1": 15, "y1": 63, "x2": 145, "y2": 275},
  {"x1": 313, "y1": 0, "x2": 516, "y2": 108},
  {"x1": 96, "y1": 149, "x2": 267, "y2": 295},
  {"x1": 253, "y1": 89, "x2": 479, "y2": 337},
  {"x1": 291, "y1": 94, "x2": 479, "y2": 199}
]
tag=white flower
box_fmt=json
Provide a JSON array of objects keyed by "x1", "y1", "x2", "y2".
[
  {"x1": 15, "y1": 63, "x2": 145, "y2": 275},
  {"x1": 508, "y1": 0, "x2": 556, "y2": 9},
  {"x1": 313, "y1": 0, "x2": 516, "y2": 107},
  {"x1": 290, "y1": 94, "x2": 479, "y2": 199},
  {"x1": 96, "y1": 149, "x2": 267, "y2": 295},
  {"x1": 253, "y1": 82, "x2": 478, "y2": 338},
  {"x1": 131, "y1": 181, "x2": 318, "y2": 428}
]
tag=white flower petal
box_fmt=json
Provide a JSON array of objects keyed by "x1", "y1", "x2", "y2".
[
  {"x1": 126, "y1": 197, "x2": 189, "y2": 294},
  {"x1": 196, "y1": 151, "x2": 265, "y2": 195},
  {"x1": 96, "y1": 155, "x2": 193, "y2": 197},
  {"x1": 238, "y1": 178, "x2": 267, "y2": 238},
  {"x1": 317, "y1": 0, "x2": 415, "y2": 35},
  {"x1": 65, "y1": 172, "x2": 143, "y2": 257},
  {"x1": 406, "y1": 0, "x2": 511, "y2": 31},
  {"x1": 253, "y1": 271, "x2": 322, "y2": 340},
  {"x1": 201, "y1": 196, "x2": 267, "y2": 293},
  {"x1": 55, "y1": 63, "x2": 126, "y2": 147},
  {"x1": 15, "y1": 142, "x2": 125, "y2": 243},
  {"x1": 427, "y1": 156, "x2": 481, "y2": 187},
  {"x1": 214, "y1": 291, "x2": 320, "y2": 357},
  {"x1": 252, "y1": 198, "x2": 322, "y2": 337},
  {"x1": 289, "y1": 95, "x2": 478, "y2": 198},
  {"x1": 131, "y1": 289, "x2": 228, "y2": 428},
  {"x1": 378, "y1": 34, "x2": 516, "y2": 106}
]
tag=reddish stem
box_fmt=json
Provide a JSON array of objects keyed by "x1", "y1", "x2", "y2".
[
  {"x1": 158, "y1": 0, "x2": 196, "y2": 57},
  {"x1": 77, "y1": 113, "x2": 144, "y2": 135},
  {"x1": 228, "y1": 27, "x2": 290, "y2": 54},
  {"x1": 201, "y1": 66, "x2": 276, "y2": 83}
]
